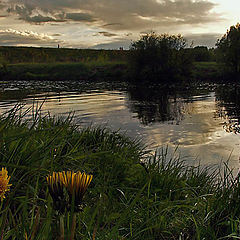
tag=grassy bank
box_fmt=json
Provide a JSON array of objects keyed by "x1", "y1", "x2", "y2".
[
  {"x1": 0, "y1": 46, "x2": 129, "y2": 64},
  {"x1": 0, "y1": 61, "x2": 223, "y2": 82},
  {"x1": 0, "y1": 106, "x2": 240, "y2": 239},
  {"x1": 0, "y1": 61, "x2": 129, "y2": 81},
  {"x1": 192, "y1": 62, "x2": 222, "y2": 81},
  {"x1": 0, "y1": 46, "x2": 223, "y2": 82}
]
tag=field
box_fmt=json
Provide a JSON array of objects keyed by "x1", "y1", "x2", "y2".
[
  {"x1": 0, "y1": 46, "x2": 129, "y2": 64},
  {"x1": 0, "y1": 62, "x2": 128, "y2": 81},
  {"x1": 0, "y1": 46, "x2": 130, "y2": 81},
  {"x1": 1, "y1": 106, "x2": 240, "y2": 239}
]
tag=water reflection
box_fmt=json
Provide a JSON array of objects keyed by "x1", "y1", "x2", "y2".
[
  {"x1": 0, "y1": 81, "x2": 240, "y2": 171},
  {"x1": 127, "y1": 85, "x2": 196, "y2": 125}
]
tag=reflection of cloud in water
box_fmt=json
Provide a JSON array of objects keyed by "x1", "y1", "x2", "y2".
[
  {"x1": 145, "y1": 97, "x2": 240, "y2": 169},
  {"x1": 1, "y1": 83, "x2": 240, "y2": 172}
]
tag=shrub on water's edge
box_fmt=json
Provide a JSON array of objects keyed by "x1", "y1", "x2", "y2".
[{"x1": 128, "y1": 32, "x2": 193, "y2": 84}]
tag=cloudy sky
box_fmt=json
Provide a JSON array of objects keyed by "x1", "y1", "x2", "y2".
[{"x1": 0, "y1": 0, "x2": 238, "y2": 49}]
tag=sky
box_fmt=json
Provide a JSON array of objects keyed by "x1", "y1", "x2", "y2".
[{"x1": 0, "y1": 0, "x2": 239, "y2": 49}]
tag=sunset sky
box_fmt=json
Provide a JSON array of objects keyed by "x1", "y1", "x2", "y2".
[{"x1": 0, "y1": 0, "x2": 239, "y2": 49}]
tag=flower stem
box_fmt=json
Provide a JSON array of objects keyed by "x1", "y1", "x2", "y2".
[
  {"x1": 59, "y1": 215, "x2": 64, "y2": 240},
  {"x1": 70, "y1": 213, "x2": 77, "y2": 240}
]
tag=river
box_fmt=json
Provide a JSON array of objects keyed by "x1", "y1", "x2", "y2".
[{"x1": 0, "y1": 80, "x2": 240, "y2": 171}]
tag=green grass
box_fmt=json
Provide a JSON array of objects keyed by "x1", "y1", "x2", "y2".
[
  {"x1": 1, "y1": 106, "x2": 240, "y2": 239},
  {"x1": 0, "y1": 46, "x2": 129, "y2": 64},
  {"x1": 193, "y1": 62, "x2": 223, "y2": 81},
  {"x1": 1, "y1": 61, "x2": 222, "y2": 82},
  {"x1": 0, "y1": 61, "x2": 128, "y2": 81}
]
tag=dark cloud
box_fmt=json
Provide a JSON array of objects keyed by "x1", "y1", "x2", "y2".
[
  {"x1": 6, "y1": 3, "x2": 94, "y2": 23},
  {"x1": 65, "y1": 12, "x2": 95, "y2": 22},
  {"x1": 25, "y1": 15, "x2": 65, "y2": 23},
  {"x1": 4, "y1": 0, "x2": 221, "y2": 31},
  {"x1": 102, "y1": 23, "x2": 123, "y2": 27},
  {"x1": 96, "y1": 31, "x2": 117, "y2": 37},
  {"x1": 51, "y1": 33, "x2": 62, "y2": 36}
]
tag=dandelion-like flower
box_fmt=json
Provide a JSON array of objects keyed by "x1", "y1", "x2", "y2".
[
  {"x1": 46, "y1": 171, "x2": 92, "y2": 212},
  {"x1": 0, "y1": 167, "x2": 11, "y2": 201},
  {"x1": 46, "y1": 172, "x2": 65, "y2": 212},
  {"x1": 62, "y1": 171, "x2": 93, "y2": 208},
  {"x1": 46, "y1": 172, "x2": 65, "y2": 201}
]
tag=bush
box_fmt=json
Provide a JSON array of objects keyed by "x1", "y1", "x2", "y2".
[
  {"x1": 129, "y1": 32, "x2": 193, "y2": 83},
  {"x1": 216, "y1": 23, "x2": 240, "y2": 76}
]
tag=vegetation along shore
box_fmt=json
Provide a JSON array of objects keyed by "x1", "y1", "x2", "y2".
[
  {"x1": 0, "y1": 46, "x2": 221, "y2": 82},
  {"x1": 1, "y1": 23, "x2": 240, "y2": 83},
  {"x1": 1, "y1": 23, "x2": 240, "y2": 239},
  {"x1": 1, "y1": 106, "x2": 240, "y2": 239}
]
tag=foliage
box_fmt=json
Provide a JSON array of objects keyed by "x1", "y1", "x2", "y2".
[
  {"x1": 191, "y1": 46, "x2": 215, "y2": 62},
  {"x1": 192, "y1": 62, "x2": 221, "y2": 81},
  {"x1": 129, "y1": 32, "x2": 193, "y2": 82},
  {"x1": 216, "y1": 23, "x2": 240, "y2": 75},
  {"x1": 1, "y1": 106, "x2": 240, "y2": 239}
]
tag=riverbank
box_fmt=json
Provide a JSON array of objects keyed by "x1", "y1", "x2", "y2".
[
  {"x1": 0, "y1": 61, "x2": 223, "y2": 82},
  {"x1": 0, "y1": 61, "x2": 129, "y2": 81},
  {"x1": 1, "y1": 107, "x2": 240, "y2": 239}
]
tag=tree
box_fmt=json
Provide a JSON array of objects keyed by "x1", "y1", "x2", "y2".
[
  {"x1": 216, "y1": 23, "x2": 240, "y2": 74},
  {"x1": 192, "y1": 46, "x2": 211, "y2": 62},
  {"x1": 129, "y1": 32, "x2": 192, "y2": 82}
]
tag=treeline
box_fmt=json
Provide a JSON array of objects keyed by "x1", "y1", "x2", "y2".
[
  {"x1": 129, "y1": 23, "x2": 240, "y2": 83},
  {"x1": 0, "y1": 23, "x2": 239, "y2": 82},
  {"x1": 0, "y1": 45, "x2": 215, "y2": 64}
]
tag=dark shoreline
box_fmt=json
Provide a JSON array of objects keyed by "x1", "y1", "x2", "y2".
[
  {"x1": 0, "y1": 62, "x2": 129, "y2": 81},
  {"x1": 0, "y1": 61, "x2": 225, "y2": 82}
]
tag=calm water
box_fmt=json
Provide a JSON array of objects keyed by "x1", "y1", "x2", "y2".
[{"x1": 1, "y1": 81, "x2": 240, "y2": 170}]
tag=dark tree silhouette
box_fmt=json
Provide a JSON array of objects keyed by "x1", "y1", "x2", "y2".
[
  {"x1": 129, "y1": 32, "x2": 193, "y2": 82},
  {"x1": 192, "y1": 46, "x2": 213, "y2": 62},
  {"x1": 216, "y1": 23, "x2": 240, "y2": 75}
]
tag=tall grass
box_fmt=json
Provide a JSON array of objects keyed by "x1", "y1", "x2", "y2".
[{"x1": 0, "y1": 106, "x2": 240, "y2": 239}]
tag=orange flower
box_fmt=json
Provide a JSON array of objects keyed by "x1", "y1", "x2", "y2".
[{"x1": 0, "y1": 168, "x2": 11, "y2": 200}]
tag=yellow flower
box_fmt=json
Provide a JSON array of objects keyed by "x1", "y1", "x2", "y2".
[
  {"x1": 0, "y1": 167, "x2": 11, "y2": 201},
  {"x1": 63, "y1": 171, "x2": 93, "y2": 206},
  {"x1": 46, "y1": 170, "x2": 92, "y2": 212},
  {"x1": 46, "y1": 172, "x2": 65, "y2": 202}
]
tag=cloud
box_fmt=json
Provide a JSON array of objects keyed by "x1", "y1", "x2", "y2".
[
  {"x1": 186, "y1": 33, "x2": 223, "y2": 47},
  {"x1": 4, "y1": 0, "x2": 221, "y2": 31},
  {"x1": 6, "y1": 3, "x2": 96, "y2": 24},
  {"x1": 0, "y1": 3, "x2": 6, "y2": 9},
  {"x1": 92, "y1": 32, "x2": 223, "y2": 49},
  {"x1": 0, "y1": 28, "x2": 61, "y2": 46},
  {"x1": 65, "y1": 12, "x2": 96, "y2": 22},
  {"x1": 92, "y1": 39, "x2": 132, "y2": 49},
  {"x1": 51, "y1": 33, "x2": 62, "y2": 37},
  {"x1": 95, "y1": 31, "x2": 117, "y2": 37}
]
